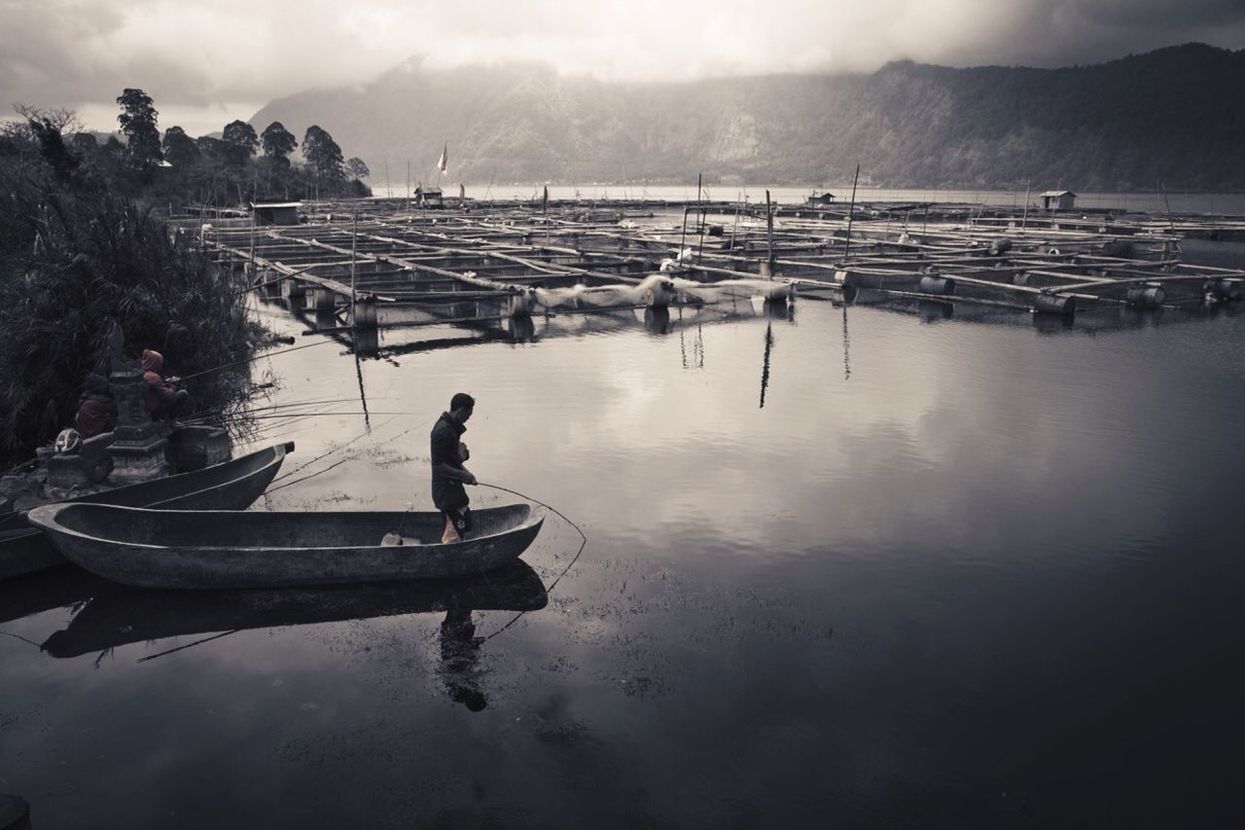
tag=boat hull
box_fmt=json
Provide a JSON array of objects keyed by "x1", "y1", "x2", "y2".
[
  {"x1": 42, "y1": 560, "x2": 548, "y2": 657},
  {"x1": 0, "y1": 442, "x2": 293, "y2": 581},
  {"x1": 27, "y1": 503, "x2": 545, "y2": 590}
]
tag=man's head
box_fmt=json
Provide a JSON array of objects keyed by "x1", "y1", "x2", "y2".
[{"x1": 450, "y1": 392, "x2": 475, "y2": 423}]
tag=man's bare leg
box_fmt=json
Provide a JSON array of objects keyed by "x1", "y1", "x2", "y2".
[{"x1": 442, "y1": 514, "x2": 461, "y2": 544}]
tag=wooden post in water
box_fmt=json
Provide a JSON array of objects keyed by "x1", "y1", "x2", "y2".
[
  {"x1": 843, "y1": 163, "x2": 860, "y2": 260},
  {"x1": 765, "y1": 190, "x2": 775, "y2": 277},
  {"x1": 350, "y1": 209, "x2": 358, "y2": 326},
  {"x1": 696, "y1": 173, "x2": 706, "y2": 265},
  {"x1": 1022, "y1": 178, "x2": 1031, "y2": 231},
  {"x1": 678, "y1": 178, "x2": 692, "y2": 262}
]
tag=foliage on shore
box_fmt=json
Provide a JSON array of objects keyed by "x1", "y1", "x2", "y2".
[{"x1": 0, "y1": 145, "x2": 259, "y2": 466}]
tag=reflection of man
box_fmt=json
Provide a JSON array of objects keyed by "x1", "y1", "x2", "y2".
[
  {"x1": 439, "y1": 608, "x2": 487, "y2": 711},
  {"x1": 430, "y1": 393, "x2": 477, "y2": 543}
]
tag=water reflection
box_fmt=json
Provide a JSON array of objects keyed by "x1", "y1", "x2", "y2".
[
  {"x1": 1032, "y1": 311, "x2": 1075, "y2": 334},
  {"x1": 508, "y1": 314, "x2": 537, "y2": 343},
  {"x1": 759, "y1": 322, "x2": 774, "y2": 408},
  {"x1": 918, "y1": 299, "x2": 954, "y2": 322},
  {"x1": 41, "y1": 561, "x2": 548, "y2": 660},
  {"x1": 0, "y1": 565, "x2": 116, "y2": 625},
  {"x1": 643, "y1": 306, "x2": 670, "y2": 335},
  {"x1": 439, "y1": 607, "x2": 487, "y2": 712},
  {"x1": 842, "y1": 304, "x2": 851, "y2": 381}
]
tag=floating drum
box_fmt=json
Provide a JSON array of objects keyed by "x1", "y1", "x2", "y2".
[
  {"x1": 764, "y1": 282, "x2": 795, "y2": 304},
  {"x1": 1033, "y1": 293, "x2": 1076, "y2": 316},
  {"x1": 918, "y1": 275, "x2": 956, "y2": 295},
  {"x1": 1205, "y1": 278, "x2": 1244, "y2": 302},
  {"x1": 646, "y1": 278, "x2": 673, "y2": 308},
  {"x1": 507, "y1": 289, "x2": 536, "y2": 318},
  {"x1": 1126, "y1": 285, "x2": 1165, "y2": 309},
  {"x1": 354, "y1": 296, "x2": 378, "y2": 328},
  {"x1": 314, "y1": 287, "x2": 336, "y2": 312}
]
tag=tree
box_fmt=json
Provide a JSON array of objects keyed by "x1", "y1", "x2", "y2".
[
  {"x1": 302, "y1": 125, "x2": 344, "y2": 185},
  {"x1": 221, "y1": 119, "x2": 258, "y2": 166},
  {"x1": 196, "y1": 135, "x2": 226, "y2": 165},
  {"x1": 69, "y1": 133, "x2": 100, "y2": 156},
  {"x1": 26, "y1": 116, "x2": 78, "y2": 181},
  {"x1": 162, "y1": 126, "x2": 199, "y2": 169},
  {"x1": 346, "y1": 157, "x2": 370, "y2": 180},
  {"x1": 14, "y1": 104, "x2": 82, "y2": 136},
  {"x1": 260, "y1": 121, "x2": 296, "y2": 169},
  {"x1": 115, "y1": 88, "x2": 161, "y2": 173}
]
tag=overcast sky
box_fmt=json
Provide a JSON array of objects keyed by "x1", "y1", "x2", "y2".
[{"x1": 3, "y1": 0, "x2": 1244, "y2": 136}]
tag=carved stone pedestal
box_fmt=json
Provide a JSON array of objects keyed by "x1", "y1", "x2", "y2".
[{"x1": 105, "y1": 365, "x2": 169, "y2": 484}]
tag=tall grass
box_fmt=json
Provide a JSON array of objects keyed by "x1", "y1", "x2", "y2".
[{"x1": 0, "y1": 167, "x2": 258, "y2": 466}]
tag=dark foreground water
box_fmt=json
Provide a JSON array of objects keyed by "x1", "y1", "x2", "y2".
[{"x1": 2, "y1": 294, "x2": 1244, "y2": 828}]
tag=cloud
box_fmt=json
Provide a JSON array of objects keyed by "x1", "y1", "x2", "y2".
[{"x1": 1, "y1": 0, "x2": 1243, "y2": 134}]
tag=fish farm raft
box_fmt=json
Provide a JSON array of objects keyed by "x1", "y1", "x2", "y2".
[{"x1": 175, "y1": 195, "x2": 1245, "y2": 354}]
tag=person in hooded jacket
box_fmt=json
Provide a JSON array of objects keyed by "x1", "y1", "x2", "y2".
[{"x1": 140, "y1": 349, "x2": 188, "y2": 419}]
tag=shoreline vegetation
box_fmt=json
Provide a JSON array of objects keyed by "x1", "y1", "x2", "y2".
[{"x1": 0, "y1": 90, "x2": 372, "y2": 469}]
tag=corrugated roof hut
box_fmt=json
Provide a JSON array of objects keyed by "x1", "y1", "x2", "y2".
[{"x1": 1040, "y1": 190, "x2": 1077, "y2": 211}]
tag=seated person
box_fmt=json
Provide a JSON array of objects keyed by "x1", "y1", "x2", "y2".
[
  {"x1": 74, "y1": 373, "x2": 117, "y2": 438},
  {"x1": 140, "y1": 349, "x2": 189, "y2": 419}
]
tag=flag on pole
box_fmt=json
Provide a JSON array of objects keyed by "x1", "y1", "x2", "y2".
[{"x1": 437, "y1": 142, "x2": 448, "y2": 174}]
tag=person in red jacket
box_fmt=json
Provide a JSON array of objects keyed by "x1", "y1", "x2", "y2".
[{"x1": 140, "y1": 349, "x2": 188, "y2": 419}]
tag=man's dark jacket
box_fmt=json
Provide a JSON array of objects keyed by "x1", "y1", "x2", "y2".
[{"x1": 430, "y1": 411, "x2": 468, "y2": 511}]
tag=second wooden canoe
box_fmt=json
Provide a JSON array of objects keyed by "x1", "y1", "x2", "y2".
[{"x1": 0, "y1": 442, "x2": 293, "y2": 581}]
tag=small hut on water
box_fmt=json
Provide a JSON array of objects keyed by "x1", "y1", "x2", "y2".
[
  {"x1": 414, "y1": 186, "x2": 444, "y2": 208},
  {"x1": 250, "y1": 202, "x2": 301, "y2": 226},
  {"x1": 1040, "y1": 190, "x2": 1077, "y2": 211}
]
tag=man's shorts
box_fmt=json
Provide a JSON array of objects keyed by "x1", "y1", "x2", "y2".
[{"x1": 442, "y1": 506, "x2": 473, "y2": 536}]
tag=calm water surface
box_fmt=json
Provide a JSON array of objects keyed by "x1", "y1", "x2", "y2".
[
  {"x1": 378, "y1": 184, "x2": 1245, "y2": 215},
  {"x1": 2, "y1": 296, "x2": 1244, "y2": 827}
]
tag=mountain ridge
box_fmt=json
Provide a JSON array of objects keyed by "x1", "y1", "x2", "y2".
[{"x1": 250, "y1": 43, "x2": 1245, "y2": 189}]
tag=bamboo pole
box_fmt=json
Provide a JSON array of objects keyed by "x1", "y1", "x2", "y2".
[{"x1": 844, "y1": 164, "x2": 860, "y2": 259}]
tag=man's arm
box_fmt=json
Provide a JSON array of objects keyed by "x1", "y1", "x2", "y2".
[{"x1": 432, "y1": 462, "x2": 476, "y2": 484}]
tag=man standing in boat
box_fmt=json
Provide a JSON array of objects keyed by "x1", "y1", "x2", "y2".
[{"x1": 431, "y1": 392, "x2": 477, "y2": 543}]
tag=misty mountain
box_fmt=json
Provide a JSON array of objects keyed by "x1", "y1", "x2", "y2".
[{"x1": 250, "y1": 43, "x2": 1245, "y2": 190}]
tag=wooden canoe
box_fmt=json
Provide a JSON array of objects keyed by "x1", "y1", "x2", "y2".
[
  {"x1": 26, "y1": 502, "x2": 545, "y2": 590},
  {"x1": 0, "y1": 442, "x2": 294, "y2": 581},
  {"x1": 42, "y1": 560, "x2": 547, "y2": 658}
]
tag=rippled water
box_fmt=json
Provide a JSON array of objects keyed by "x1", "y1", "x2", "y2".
[{"x1": 2, "y1": 293, "x2": 1244, "y2": 827}]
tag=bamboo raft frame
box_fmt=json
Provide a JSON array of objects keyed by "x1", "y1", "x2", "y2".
[{"x1": 171, "y1": 196, "x2": 1245, "y2": 354}]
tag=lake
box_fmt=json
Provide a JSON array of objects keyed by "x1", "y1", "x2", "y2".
[
  {"x1": 2, "y1": 282, "x2": 1244, "y2": 826},
  {"x1": 372, "y1": 184, "x2": 1245, "y2": 216}
]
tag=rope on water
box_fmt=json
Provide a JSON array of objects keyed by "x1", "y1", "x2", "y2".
[
  {"x1": 179, "y1": 339, "x2": 337, "y2": 381},
  {"x1": 0, "y1": 629, "x2": 43, "y2": 648},
  {"x1": 475, "y1": 481, "x2": 588, "y2": 642},
  {"x1": 270, "y1": 412, "x2": 406, "y2": 484}
]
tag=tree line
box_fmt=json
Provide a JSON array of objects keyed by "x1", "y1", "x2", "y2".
[{"x1": 0, "y1": 87, "x2": 371, "y2": 206}]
